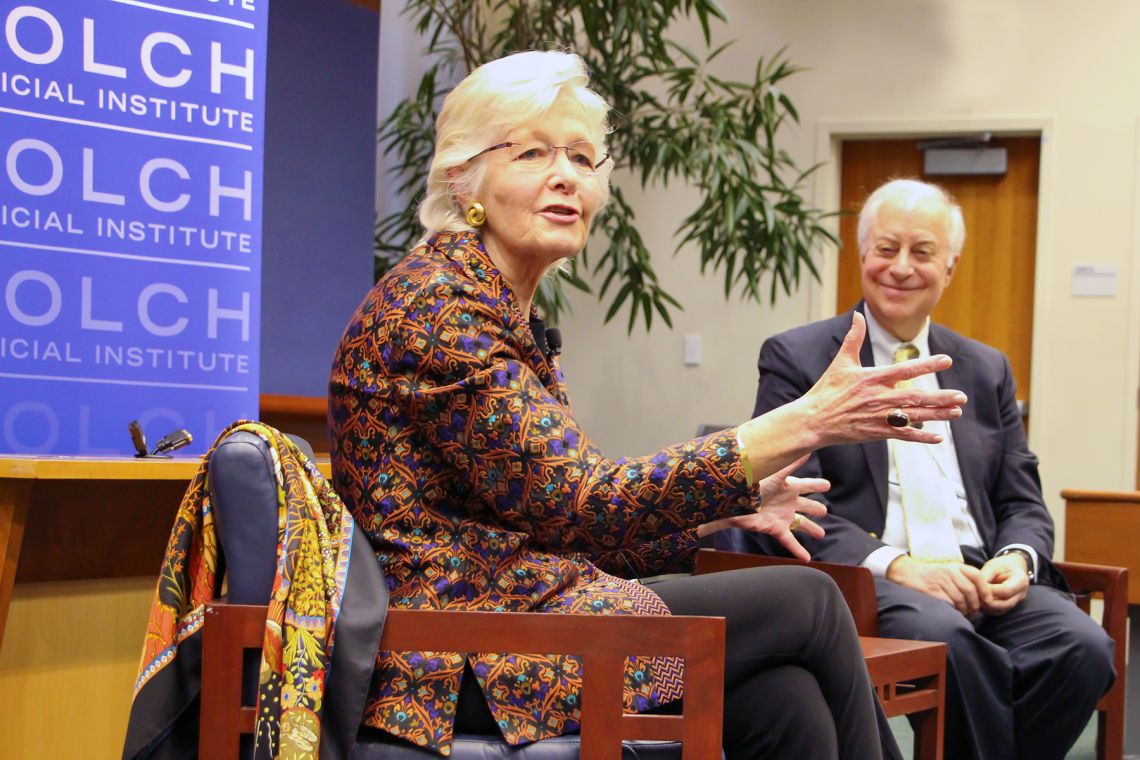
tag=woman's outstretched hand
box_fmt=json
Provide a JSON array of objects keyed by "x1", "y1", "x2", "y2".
[
  {"x1": 736, "y1": 311, "x2": 968, "y2": 497},
  {"x1": 802, "y1": 311, "x2": 966, "y2": 448},
  {"x1": 698, "y1": 456, "x2": 829, "y2": 562}
]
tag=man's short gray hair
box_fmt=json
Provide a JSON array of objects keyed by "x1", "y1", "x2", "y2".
[{"x1": 857, "y1": 179, "x2": 966, "y2": 259}]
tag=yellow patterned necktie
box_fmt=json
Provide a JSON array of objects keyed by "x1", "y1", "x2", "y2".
[
  {"x1": 893, "y1": 343, "x2": 921, "y2": 368},
  {"x1": 891, "y1": 343, "x2": 964, "y2": 563}
]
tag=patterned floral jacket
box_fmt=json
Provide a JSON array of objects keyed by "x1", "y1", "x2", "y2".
[{"x1": 329, "y1": 232, "x2": 755, "y2": 755}]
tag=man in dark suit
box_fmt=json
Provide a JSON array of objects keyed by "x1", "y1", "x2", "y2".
[{"x1": 729, "y1": 179, "x2": 1115, "y2": 760}]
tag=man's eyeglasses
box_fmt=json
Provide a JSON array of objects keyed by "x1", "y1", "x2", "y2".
[{"x1": 467, "y1": 141, "x2": 611, "y2": 175}]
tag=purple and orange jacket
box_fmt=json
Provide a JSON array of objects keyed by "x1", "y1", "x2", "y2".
[{"x1": 329, "y1": 232, "x2": 754, "y2": 755}]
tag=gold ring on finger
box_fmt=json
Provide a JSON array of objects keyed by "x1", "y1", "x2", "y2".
[{"x1": 790, "y1": 514, "x2": 802, "y2": 531}]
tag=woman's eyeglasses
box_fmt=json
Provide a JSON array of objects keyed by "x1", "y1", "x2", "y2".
[{"x1": 467, "y1": 141, "x2": 611, "y2": 175}]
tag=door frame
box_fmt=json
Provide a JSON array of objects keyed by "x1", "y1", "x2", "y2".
[
  {"x1": 808, "y1": 116, "x2": 1075, "y2": 464},
  {"x1": 1128, "y1": 116, "x2": 1140, "y2": 490}
]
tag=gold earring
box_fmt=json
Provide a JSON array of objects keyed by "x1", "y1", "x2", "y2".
[{"x1": 466, "y1": 202, "x2": 486, "y2": 227}]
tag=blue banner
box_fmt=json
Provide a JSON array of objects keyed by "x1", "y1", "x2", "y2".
[{"x1": 0, "y1": 0, "x2": 267, "y2": 456}]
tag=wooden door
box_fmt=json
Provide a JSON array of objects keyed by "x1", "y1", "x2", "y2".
[{"x1": 837, "y1": 137, "x2": 1041, "y2": 409}]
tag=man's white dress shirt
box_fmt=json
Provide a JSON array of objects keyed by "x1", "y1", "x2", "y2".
[{"x1": 860, "y1": 309, "x2": 1038, "y2": 579}]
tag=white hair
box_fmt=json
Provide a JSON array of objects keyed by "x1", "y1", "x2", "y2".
[
  {"x1": 857, "y1": 179, "x2": 966, "y2": 259},
  {"x1": 417, "y1": 50, "x2": 612, "y2": 243}
]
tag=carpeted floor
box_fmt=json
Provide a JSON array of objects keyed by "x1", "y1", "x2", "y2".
[{"x1": 887, "y1": 713, "x2": 1097, "y2": 760}]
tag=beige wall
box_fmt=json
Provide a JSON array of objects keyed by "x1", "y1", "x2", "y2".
[{"x1": 559, "y1": 0, "x2": 1140, "y2": 558}]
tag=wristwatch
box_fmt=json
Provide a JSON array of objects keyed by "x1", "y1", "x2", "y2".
[{"x1": 996, "y1": 548, "x2": 1036, "y2": 584}]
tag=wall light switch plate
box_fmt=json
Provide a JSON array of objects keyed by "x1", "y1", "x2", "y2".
[{"x1": 683, "y1": 334, "x2": 701, "y2": 366}]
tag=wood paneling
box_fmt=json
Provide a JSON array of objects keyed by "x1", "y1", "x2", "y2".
[
  {"x1": 260, "y1": 393, "x2": 330, "y2": 455},
  {"x1": 341, "y1": 0, "x2": 380, "y2": 11},
  {"x1": 3, "y1": 458, "x2": 330, "y2": 585},
  {"x1": 1063, "y1": 489, "x2": 1140, "y2": 503},
  {"x1": 260, "y1": 393, "x2": 326, "y2": 417},
  {"x1": 0, "y1": 480, "x2": 30, "y2": 646},
  {"x1": 0, "y1": 457, "x2": 334, "y2": 648},
  {"x1": 1064, "y1": 489, "x2": 1140, "y2": 604},
  {"x1": 0, "y1": 455, "x2": 336, "y2": 757},
  {"x1": 0, "y1": 456, "x2": 201, "y2": 480},
  {"x1": 16, "y1": 479, "x2": 188, "y2": 584},
  {"x1": 838, "y1": 137, "x2": 1041, "y2": 403},
  {"x1": 0, "y1": 577, "x2": 156, "y2": 760}
]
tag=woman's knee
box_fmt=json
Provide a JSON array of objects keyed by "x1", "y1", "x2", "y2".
[
  {"x1": 782, "y1": 566, "x2": 852, "y2": 625},
  {"x1": 748, "y1": 565, "x2": 845, "y2": 607},
  {"x1": 750, "y1": 565, "x2": 848, "y2": 620},
  {"x1": 677, "y1": 565, "x2": 856, "y2": 652}
]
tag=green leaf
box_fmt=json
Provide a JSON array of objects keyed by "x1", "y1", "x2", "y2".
[{"x1": 605, "y1": 281, "x2": 635, "y2": 324}]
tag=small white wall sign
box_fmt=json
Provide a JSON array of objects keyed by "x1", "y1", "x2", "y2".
[{"x1": 1071, "y1": 265, "x2": 1118, "y2": 297}]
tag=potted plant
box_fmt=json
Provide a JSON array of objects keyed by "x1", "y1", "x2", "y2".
[{"x1": 377, "y1": 0, "x2": 836, "y2": 331}]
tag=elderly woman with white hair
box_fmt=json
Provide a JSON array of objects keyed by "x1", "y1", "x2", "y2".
[{"x1": 330, "y1": 51, "x2": 966, "y2": 760}]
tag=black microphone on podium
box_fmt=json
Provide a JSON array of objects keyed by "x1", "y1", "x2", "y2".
[
  {"x1": 153, "y1": 429, "x2": 193, "y2": 455},
  {"x1": 128, "y1": 421, "x2": 193, "y2": 458},
  {"x1": 129, "y1": 421, "x2": 148, "y2": 458}
]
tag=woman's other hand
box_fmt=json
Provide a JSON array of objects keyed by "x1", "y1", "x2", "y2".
[{"x1": 699, "y1": 456, "x2": 829, "y2": 562}]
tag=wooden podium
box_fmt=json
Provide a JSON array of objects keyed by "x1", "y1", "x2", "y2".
[
  {"x1": 0, "y1": 456, "x2": 331, "y2": 652},
  {"x1": 1064, "y1": 489, "x2": 1140, "y2": 603}
]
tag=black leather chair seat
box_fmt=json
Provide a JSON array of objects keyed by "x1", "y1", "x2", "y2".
[{"x1": 351, "y1": 733, "x2": 689, "y2": 760}]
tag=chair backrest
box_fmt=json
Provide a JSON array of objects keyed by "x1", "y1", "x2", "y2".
[
  {"x1": 210, "y1": 430, "x2": 316, "y2": 604},
  {"x1": 696, "y1": 548, "x2": 880, "y2": 637},
  {"x1": 204, "y1": 430, "x2": 324, "y2": 759},
  {"x1": 209, "y1": 430, "x2": 286, "y2": 605}
]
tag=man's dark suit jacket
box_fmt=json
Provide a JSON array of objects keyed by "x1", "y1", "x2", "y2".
[{"x1": 737, "y1": 303, "x2": 1066, "y2": 589}]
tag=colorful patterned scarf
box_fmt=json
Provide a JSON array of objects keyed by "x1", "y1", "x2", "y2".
[{"x1": 123, "y1": 421, "x2": 354, "y2": 760}]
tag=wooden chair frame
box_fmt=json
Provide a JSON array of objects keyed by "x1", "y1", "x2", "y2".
[{"x1": 200, "y1": 601, "x2": 726, "y2": 760}]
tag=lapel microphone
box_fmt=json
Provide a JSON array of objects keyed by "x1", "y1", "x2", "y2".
[
  {"x1": 545, "y1": 327, "x2": 562, "y2": 358},
  {"x1": 527, "y1": 320, "x2": 563, "y2": 362}
]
